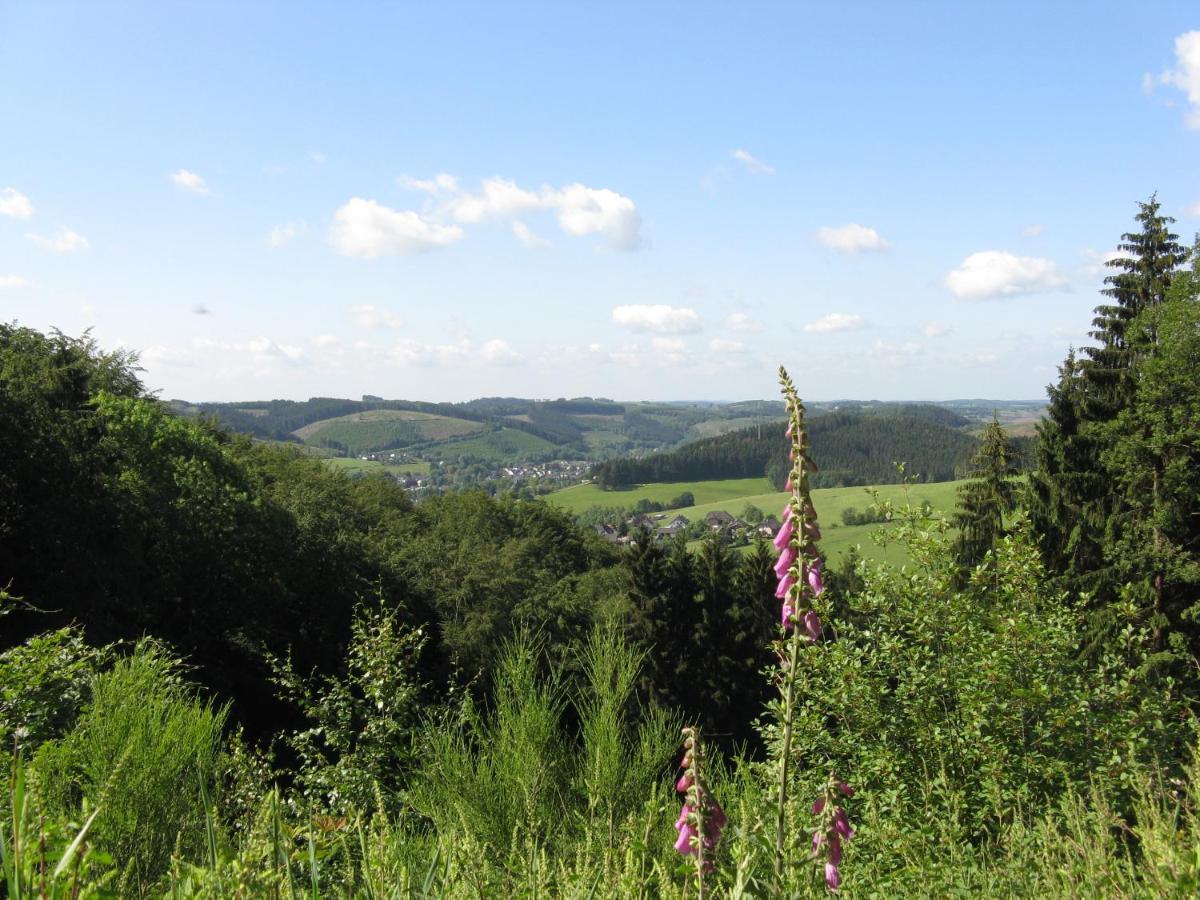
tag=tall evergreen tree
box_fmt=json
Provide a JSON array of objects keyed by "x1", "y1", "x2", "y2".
[
  {"x1": 952, "y1": 417, "x2": 1018, "y2": 570},
  {"x1": 1030, "y1": 198, "x2": 1189, "y2": 610},
  {"x1": 1100, "y1": 242, "x2": 1200, "y2": 673},
  {"x1": 1082, "y1": 195, "x2": 1190, "y2": 419}
]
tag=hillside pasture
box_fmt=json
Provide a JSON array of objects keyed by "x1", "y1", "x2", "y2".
[
  {"x1": 546, "y1": 477, "x2": 776, "y2": 515},
  {"x1": 295, "y1": 409, "x2": 486, "y2": 455},
  {"x1": 427, "y1": 427, "x2": 560, "y2": 462},
  {"x1": 323, "y1": 457, "x2": 431, "y2": 476}
]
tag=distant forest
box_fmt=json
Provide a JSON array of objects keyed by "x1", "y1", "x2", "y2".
[{"x1": 591, "y1": 405, "x2": 1029, "y2": 488}]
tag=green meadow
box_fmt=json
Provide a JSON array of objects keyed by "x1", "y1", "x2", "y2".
[
  {"x1": 549, "y1": 477, "x2": 963, "y2": 564},
  {"x1": 545, "y1": 476, "x2": 775, "y2": 514}
]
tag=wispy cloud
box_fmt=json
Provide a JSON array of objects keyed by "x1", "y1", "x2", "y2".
[
  {"x1": 0, "y1": 274, "x2": 33, "y2": 289},
  {"x1": 353, "y1": 304, "x2": 405, "y2": 329},
  {"x1": 26, "y1": 227, "x2": 89, "y2": 253},
  {"x1": 730, "y1": 148, "x2": 775, "y2": 175},
  {"x1": 170, "y1": 169, "x2": 210, "y2": 195},
  {"x1": 512, "y1": 221, "x2": 551, "y2": 248},
  {"x1": 268, "y1": 220, "x2": 307, "y2": 248},
  {"x1": 1022, "y1": 223, "x2": 1045, "y2": 237},
  {"x1": 723, "y1": 312, "x2": 763, "y2": 332},
  {"x1": 612, "y1": 304, "x2": 702, "y2": 334},
  {"x1": 0, "y1": 187, "x2": 34, "y2": 219},
  {"x1": 1145, "y1": 31, "x2": 1200, "y2": 128},
  {"x1": 814, "y1": 223, "x2": 889, "y2": 253},
  {"x1": 803, "y1": 312, "x2": 866, "y2": 333}
]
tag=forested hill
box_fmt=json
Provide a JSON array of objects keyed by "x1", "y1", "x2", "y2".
[{"x1": 591, "y1": 406, "x2": 985, "y2": 488}]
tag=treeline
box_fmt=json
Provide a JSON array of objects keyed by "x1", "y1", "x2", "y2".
[
  {"x1": 0, "y1": 326, "x2": 776, "y2": 748},
  {"x1": 592, "y1": 406, "x2": 982, "y2": 488}
]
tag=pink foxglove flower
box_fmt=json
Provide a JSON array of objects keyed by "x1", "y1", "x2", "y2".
[
  {"x1": 774, "y1": 545, "x2": 797, "y2": 578},
  {"x1": 775, "y1": 574, "x2": 795, "y2": 599},
  {"x1": 825, "y1": 862, "x2": 841, "y2": 891},
  {"x1": 807, "y1": 559, "x2": 824, "y2": 595},
  {"x1": 803, "y1": 610, "x2": 823, "y2": 642},
  {"x1": 773, "y1": 519, "x2": 794, "y2": 550},
  {"x1": 780, "y1": 602, "x2": 795, "y2": 627}
]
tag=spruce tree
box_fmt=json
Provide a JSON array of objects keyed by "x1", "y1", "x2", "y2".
[
  {"x1": 952, "y1": 417, "x2": 1018, "y2": 570},
  {"x1": 1031, "y1": 197, "x2": 1189, "y2": 609}
]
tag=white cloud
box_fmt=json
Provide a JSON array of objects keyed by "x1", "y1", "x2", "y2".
[
  {"x1": 612, "y1": 304, "x2": 701, "y2": 334},
  {"x1": 26, "y1": 227, "x2": 89, "y2": 253},
  {"x1": 1187, "y1": 201, "x2": 1200, "y2": 217},
  {"x1": 241, "y1": 336, "x2": 306, "y2": 362},
  {"x1": 1022, "y1": 224, "x2": 1045, "y2": 237},
  {"x1": 651, "y1": 337, "x2": 688, "y2": 365},
  {"x1": 398, "y1": 172, "x2": 459, "y2": 194},
  {"x1": 803, "y1": 312, "x2": 866, "y2": 333},
  {"x1": 723, "y1": 312, "x2": 763, "y2": 332},
  {"x1": 512, "y1": 221, "x2": 551, "y2": 248},
  {"x1": 870, "y1": 339, "x2": 924, "y2": 367},
  {"x1": 268, "y1": 220, "x2": 307, "y2": 248},
  {"x1": 311, "y1": 334, "x2": 341, "y2": 347},
  {"x1": 170, "y1": 169, "x2": 210, "y2": 195},
  {"x1": 814, "y1": 223, "x2": 889, "y2": 253},
  {"x1": 1147, "y1": 31, "x2": 1200, "y2": 128},
  {"x1": 730, "y1": 148, "x2": 775, "y2": 175},
  {"x1": 0, "y1": 187, "x2": 33, "y2": 219},
  {"x1": 480, "y1": 338, "x2": 524, "y2": 365},
  {"x1": 709, "y1": 337, "x2": 744, "y2": 352},
  {"x1": 651, "y1": 336, "x2": 686, "y2": 353},
  {"x1": 945, "y1": 250, "x2": 1067, "y2": 299},
  {"x1": 353, "y1": 304, "x2": 405, "y2": 329},
  {"x1": 330, "y1": 198, "x2": 464, "y2": 258},
  {"x1": 0, "y1": 275, "x2": 32, "y2": 289},
  {"x1": 546, "y1": 184, "x2": 641, "y2": 250},
  {"x1": 923, "y1": 322, "x2": 952, "y2": 338},
  {"x1": 435, "y1": 176, "x2": 641, "y2": 250},
  {"x1": 449, "y1": 177, "x2": 542, "y2": 222}
]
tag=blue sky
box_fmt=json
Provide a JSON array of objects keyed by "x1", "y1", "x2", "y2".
[{"x1": 2, "y1": 1, "x2": 1198, "y2": 402}]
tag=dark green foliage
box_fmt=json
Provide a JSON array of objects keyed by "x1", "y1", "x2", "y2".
[
  {"x1": 33, "y1": 644, "x2": 227, "y2": 894},
  {"x1": 952, "y1": 417, "x2": 1019, "y2": 569},
  {"x1": 0, "y1": 628, "x2": 111, "y2": 753},
  {"x1": 1100, "y1": 275, "x2": 1200, "y2": 673},
  {"x1": 1029, "y1": 200, "x2": 1197, "y2": 673},
  {"x1": 270, "y1": 597, "x2": 428, "y2": 816},
  {"x1": 593, "y1": 408, "x2": 978, "y2": 489}
]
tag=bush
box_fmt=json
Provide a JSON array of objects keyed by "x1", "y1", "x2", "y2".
[{"x1": 33, "y1": 643, "x2": 227, "y2": 895}]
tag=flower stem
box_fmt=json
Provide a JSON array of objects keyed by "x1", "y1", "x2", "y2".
[{"x1": 774, "y1": 626, "x2": 801, "y2": 881}]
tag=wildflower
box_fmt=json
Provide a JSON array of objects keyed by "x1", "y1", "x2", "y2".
[
  {"x1": 674, "y1": 726, "x2": 725, "y2": 880},
  {"x1": 773, "y1": 518, "x2": 794, "y2": 550},
  {"x1": 775, "y1": 574, "x2": 795, "y2": 599},
  {"x1": 812, "y1": 775, "x2": 854, "y2": 893},
  {"x1": 803, "y1": 610, "x2": 822, "y2": 642},
  {"x1": 825, "y1": 862, "x2": 841, "y2": 891}
]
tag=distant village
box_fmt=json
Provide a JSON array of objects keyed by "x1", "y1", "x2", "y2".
[{"x1": 592, "y1": 509, "x2": 782, "y2": 546}]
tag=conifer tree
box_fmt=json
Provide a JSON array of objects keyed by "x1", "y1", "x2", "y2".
[
  {"x1": 952, "y1": 417, "x2": 1018, "y2": 570},
  {"x1": 1030, "y1": 197, "x2": 1189, "y2": 609}
]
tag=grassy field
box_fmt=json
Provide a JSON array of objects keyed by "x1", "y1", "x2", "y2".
[
  {"x1": 548, "y1": 476, "x2": 963, "y2": 565},
  {"x1": 323, "y1": 457, "x2": 431, "y2": 476},
  {"x1": 428, "y1": 427, "x2": 560, "y2": 462},
  {"x1": 545, "y1": 477, "x2": 775, "y2": 515},
  {"x1": 295, "y1": 409, "x2": 486, "y2": 454}
]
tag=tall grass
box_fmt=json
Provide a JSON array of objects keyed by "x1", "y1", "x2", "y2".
[{"x1": 31, "y1": 643, "x2": 226, "y2": 895}]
